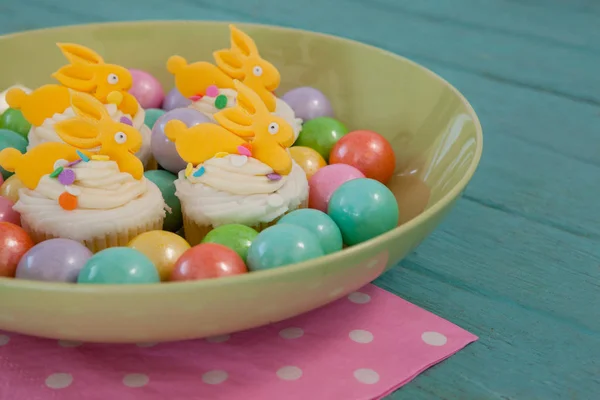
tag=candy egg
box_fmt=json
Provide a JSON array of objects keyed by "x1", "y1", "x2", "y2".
[
  {"x1": 162, "y1": 87, "x2": 192, "y2": 111},
  {"x1": 16, "y1": 238, "x2": 92, "y2": 282},
  {"x1": 77, "y1": 247, "x2": 160, "y2": 284},
  {"x1": 247, "y1": 224, "x2": 324, "y2": 271},
  {"x1": 128, "y1": 230, "x2": 190, "y2": 281},
  {"x1": 0, "y1": 196, "x2": 20, "y2": 225},
  {"x1": 280, "y1": 86, "x2": 334, "y2": 121},
  {"x1": 308, "y1": 164, "x2": 365, "y2": 212},
  {"x1": 295, "y1": 117, "x2": 348, "y2": 161},
  {"x1": 289, "y1": 146, "x2": 327, "y2": 180},
  {"x1": 144, "y1": 108, "x2": 166, "y2": 130},
  {"x1": 201, "y1": 224, "x2": 259, "y2": 262},
  {"x1": 0, "y1": 129, "x2": 27, "y2": 180},
  {"x1": 327, "y1": 178, "x2": 399, "y2": 246},
  {"x1": 144, "y1": 170, "x2": 182, "y2": 232},
  {"x1": 0, "y1": 174, "x2": 25, "y2": 203},
  {"x1": 0, "y1": 221, "x2": 33, "y2": 277},
  {"x1": 0, "y1": 108, "x2": 31, "y2": 139},
  {"x1": 330, "y1": 130, "x2": 396, "y2": 184},
  {"x1": 171, "y1": 243, "x2": 247, "y2": 281},
  {"x1": 129, "y1": 69, "x2": 165, "y2": 109},
  {"x1": 151, "y1": 108, "x2": 211, "y2": 174},
  {"x1": 278, "y1": 209, "x2": 342, "y2": 254}
]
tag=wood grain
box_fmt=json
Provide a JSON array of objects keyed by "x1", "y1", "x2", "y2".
[{"x1": 1, "y1": 0, "x2": 598, "y2": 398}]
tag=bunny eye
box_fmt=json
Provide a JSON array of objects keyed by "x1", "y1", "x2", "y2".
[
  {"x1": 107, "y1": 74, "x2": 119, "y2": 85},
  {"x1": 253, "y1": 66, "x2": 263, "y2": 77},
  {"x1": 268, "y1": 122, "x2": 279, "y2": 135},
  {"x1": 114, "y1": 131, "x2": 127, "y2": 144}
]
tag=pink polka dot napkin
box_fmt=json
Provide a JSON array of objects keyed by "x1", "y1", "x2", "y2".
[{"x1": 0, "y1": 284, "x2": 477, "y2": 400}]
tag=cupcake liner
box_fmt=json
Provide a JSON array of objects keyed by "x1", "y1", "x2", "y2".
[{"x1": 21, "y1": 216, "x2": 164, "y2": 253}]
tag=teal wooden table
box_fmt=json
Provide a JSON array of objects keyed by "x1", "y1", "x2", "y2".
[{"x1": 2, "y1": 0, "x2": 599, "y2": 398}]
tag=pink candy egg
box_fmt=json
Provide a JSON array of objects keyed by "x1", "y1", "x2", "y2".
[
  {"x1": 129, "y1": 69, "x2": 165, "y2": 109},
  {"x1": 308, "y1": 164, "x2": 365, "y2": 212},
  {"x1": 0, "y1": 195, "x2": 20, "y2": 226}
]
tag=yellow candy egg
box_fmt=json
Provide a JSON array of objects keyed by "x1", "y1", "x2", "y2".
[
  {"x1": 0, "y1": 174, "x2": 25, "y2": 203},
  {"x1": 128, "y1": 230, "x2": 191, "y2": 281},
  {"x1": 289, "y1": 146, "x2": 327, "y2": 180}
]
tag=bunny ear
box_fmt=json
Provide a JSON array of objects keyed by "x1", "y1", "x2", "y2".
[
  {"x1": 229, "y1": 25, "x2": 258, "y2": 57},
  {"x1": 213, "y1": 50, "x2": 244, "y2": 79},
  {"x1": 52, "y1": 65, "x2": 97, "y2": 92},
  {"x1": 57, "y1": 43, "x2": 104, "y2": 65},
  {"x1": 215, "y1": 107, "x2": 254, "y2": 138},
  {"x1": 55, "y1": 119, "x2": 101, "y2": 149},
  {"x1": 233, "y1": 80, "x2": 268, "y2": 116},
  {"x1": 69, "y1": 91, "x2": 110, "y2": 122}
]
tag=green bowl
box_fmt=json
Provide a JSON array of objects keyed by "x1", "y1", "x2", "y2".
[{"x1": 0, "y1": 21, "x2": 482, "y2": 343}]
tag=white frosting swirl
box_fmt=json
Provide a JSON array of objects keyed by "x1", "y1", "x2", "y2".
[
  {"x1": 175, "y1": 155, "x2": 308, "y2": 226},
  {"x1": 189, "y1": 89, "x2": 303, "y2": 142},
  {"x1": 13, "y1": 160, "x2": 166, "y2": 241},
  {"x1": 26, "y1": 103, "x2": 153, "y2": 167}
]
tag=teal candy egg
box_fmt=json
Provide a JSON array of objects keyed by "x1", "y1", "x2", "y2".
[
  {"x1": 278, "y1": 209, "x2": 343, "y2": 254},
  {"x1": 144, "y1": 108, "x2": 166, "y2": 129},
  {"x1": 0, "y1": 129, "x2": 28, "y2": 180},
  {"x1": 327, "y1": 178, "x2": 399, "y2": 246},
  {"x1": 202, "y1": 224, "x2": 258, "y2": 262},
  {"x1": 0, "y1": 108, "x2": 31, "y2": 139},
  {"x1": 247, "y1": 224, "x2": 324, "y2": 271},
  {"x1": 144, "y1": 170, "x2": 182, "y2": 232},
  {"x1": 77, "y1": 247, "x2": 160, "y2": 284}
]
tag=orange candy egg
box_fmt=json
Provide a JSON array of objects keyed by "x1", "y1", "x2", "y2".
[{"x1": 289, "y1": 146, "x2": 327, "y2": 180}]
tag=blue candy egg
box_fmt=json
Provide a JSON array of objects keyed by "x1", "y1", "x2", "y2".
[{"x1": 278, "y1": 209, "x2": 342, "y2": 254}]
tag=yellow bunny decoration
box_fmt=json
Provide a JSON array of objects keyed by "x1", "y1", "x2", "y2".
[
  {"x1": 6, "y1": 43, "x2": 139, "y2": 127},
  {"x1": 165, "y1": 80, "x2": 294, "y2": 175},
  {"x1": 167, "y1": 24, "x2": 280, "y2": 112},
  {"x1": 0, "y1": 91, "x2": 144, "y2": 191}
]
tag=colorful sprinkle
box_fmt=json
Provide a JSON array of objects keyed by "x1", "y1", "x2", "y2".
[
  {"x1": 193, "y1": 166, "x2": 206, "y2": 178},
  {"x1": 66, "y1": 159, "x2": 82, "y2": 167},
  {"x1": 76, "y1": 150, "x2": 90, "y2": 162},
  {"x1": 241, "y1": 143, "x2": 252, "y2": 152},
  {"x1": 215, "y1": 94, "x2": 228, "y2": 110},
  {"x1": 206, "y1": 85, "x2": 219, "y2": 97},
  {"x1": 230, "y1": 155, "x2": 248, "y2": 167},
  {"x1": 53, "y1": 159, "x2": 68, "y2": 170},
  {"x1": 267, "y1": 173, "x2": 282, "y2": 181},
  {"x1": 189, "y1": 95, "x2": 203, "y2": 102},
  {"x1": 215, "y1": 152, "x2": 229, "y2": 158},
  {"x1": 91, "y1": 155, "x2": 110, "y2": 161},
  {"x1": 64, "y1": 185, "x2": 82, "y2": 196},
  {"x1": 237, "y1": 145, "x2": 252, "y2": 157},
  {"x1": 50, "y1": 167, "x2": 64, "y2": 178},
  {"x1": 119, "y1": 116, "x2": 133, "y2": 126},
  {"x1": 185, "y1": 163, "x2": 194, "y2": 178},
  {"x1": 58, "y1": 169, "x2": 76, "y2": 185},
  {"x1": 58, "y1": 192, "x2": 78, "y2": 211}
]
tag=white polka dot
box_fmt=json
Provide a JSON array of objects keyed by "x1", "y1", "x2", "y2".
[
  {"x1": 354, "y1": 368, "x2": 380, "y2": 384},
  {"x1": 349, "y1": 329, "x2": 374, "y2": 343},
  {"x1": 279, "y1": 327, "x2": 304, "y2": 339},
  {"x1": 348, "y1": 292, "x2": 371, "y2": 304},
  {"x1": 123, "y1": 373, "x2": 149, "y2": 388},
  {"x1": 329, "y1": 287, "x2": 344, "y2": 298},
  {"x1": 58, "y1": 340, "x2": 82, "y2": 348},
  {"x1": 45, "y1": 373, "x2": 73, "y2": 389},
  {"x1": 0, "y1": 334, "x2": 9, "y2": 346},
  {"x1": 277, "y1": 366, "x2": 303, "y2": 381},
  {"x1": 421, "y1": 331, "x2": 448, "y2": 346},
  {"x1": 136, "y1": 342, "x2": 157, "y2": 348},
  {"x1": 202, "y1": 370, "x2": 228, "y2": 385},
  {"x1": 206, "y1": 334, "x2": 230, "y2": 343}
]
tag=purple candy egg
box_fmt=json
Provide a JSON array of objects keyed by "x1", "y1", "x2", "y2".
[
  {"x1": 163, "y1": 87, "x2": 193, "y2": 111},
  {"x1": 16, "y1": 238, "x2": 93, "y2": 283},
  {"x1": 151, "y1": 108, "x2": 212, "y2": 174},
  {"x1": 281, "y1": 87, "x2": 334, "y2": 121},
  {"x1": 129, "y1": 69, "x2": 165, "y2": 109}
]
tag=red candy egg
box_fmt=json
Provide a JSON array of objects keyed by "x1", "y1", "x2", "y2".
[
  {"x1": 0, "y1": 222, "x2": 34, "y2": 277},
  {"x1": 171, "y1": 243, "x2": 248, "y2": 281},
  {"x1": 329, "y1": 130, "x2": 396, "y2": 184}
]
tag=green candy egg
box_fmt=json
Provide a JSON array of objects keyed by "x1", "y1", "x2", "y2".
[
  {"x1": 144, "y1": 170, "x2": 182, "y2": 232},
  {"x1": 0, "y1": 108, "x2": 31, "y2": 139},
  {"x1": 202, "y1": 224, "x2": 259, "y2": 262},
  {"x1": 77, "y1": 247, "x2": 159, "y2": 284},
  {"x1": 278, "y1": 209, "x2": 342, "y2": 254},
  {"x1": 294, "y1": 117, "x2": 348, "y2": 161},
  {"x1": 0, "y1": 129, "x2": 28, "y2": 180}
]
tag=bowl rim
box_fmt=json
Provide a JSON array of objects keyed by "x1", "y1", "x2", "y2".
[{"x1": 0, "y1": 20, "x2": 483, "y2": 293}]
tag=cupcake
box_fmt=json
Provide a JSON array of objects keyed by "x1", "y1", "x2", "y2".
[
  {"x1": 6, "y1": 43, "x2": 153, "y2": 166},
  {"x1": 166, "y1": 80, "x2": 308, "y2": 245},
  {"x1": 167, "y1": 24, "x2": 303, "y2": 142},
  {"x1": 0, "y1": 92, "x2": 165, "y2": 252}
]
